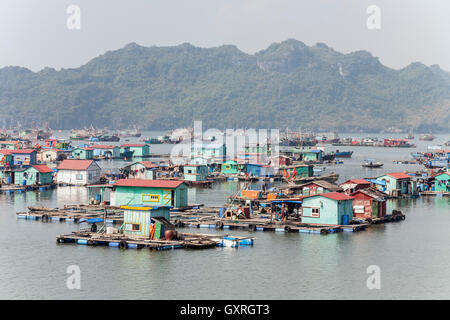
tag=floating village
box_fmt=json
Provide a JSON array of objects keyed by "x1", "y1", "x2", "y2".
[{"x1": 1, "y1": 126, "x2": 449, "y2": 252}]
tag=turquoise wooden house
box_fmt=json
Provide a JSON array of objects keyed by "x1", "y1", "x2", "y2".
[
  {"x1": 121, "y1": 205, "x2": 172, "y2": 239},
  {"x1": 183, "y1": 164, "x2": 209, "y2": 181},
  {"x1": 14, "y1": 165, "x2": 54, "y2": 186},
  {"x1": 281, "y1": 164, "x2": 313, "y2": 179},
  {"x1": 91, "y1": 145, "x2": 121, "y2": 159},
  {"x1": 221, "y1": 160, "x2": 244, "y2": 174},
  {"x1": 376, "y1": 172, "x2": 411, "y2": 195},
  {"x1": 191, "y1": 143, "x2": 226, "y2": 161},
  {"x1": 299, "y1": 149, "x2": 323, "y2": 162},
  {"x1": 434, "y1": 172, "x2": 450, "y2": 192},
  {"x1": 113, "y1": 179, "x2": 188, "y2": 208},
  {"x1": 121, "y1": 144, "x2": 150, "y2": 158},
  {"x1": 122, "y1": 161, "x2": 158, "y2": 180},
  {"x1": 302, "y1": 192, "x2": 354, "y2": 226},
  {"x1": 71, "y1": 147, "x2": 94, "y2": 160}
]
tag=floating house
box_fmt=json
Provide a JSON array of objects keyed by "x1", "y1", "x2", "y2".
[
  {"x1": 340, "y1": 179, "x2": 371, "y2": 194},
  {"x1": 245, "y1": 163, "x2": 275, "y2": 178},
  {"x1": 183, "y1": 164, "x2": 209, "y2": 181},
  {"x1": 189, "y1": 156, "x2": 209, "y2": 166},
  {"x1": 91, "y1": 145, "x2": 121, "y2": 159},
  {"x1": 280, "y1": 147, "x2": 323, "y2": 162},
  {"x1": 298, "y1": 180, "x2": 343, "y2": 196},
  {"x1": 122, "y1": 161, "x2": 158, "y2": 180},
  {"x1": 434, "y1": 172, "x2": 450, "y2": 192},
  {"x1": 56, "y1": 159, "x2": 101, "y2": 185},
  {"x1": 376, "y1": 172, "x2": 412, "y2": 195},
  {"x1": 43, "y1": 139, "x2": 72, "y2": 151},
  {"x1": 221, "y1": 160, "x2": 244, "y2": 175},
  {"x1": 0, "y1": 141, "x2": 20, "y2": 150},
  {"x1": 121, "y1": 205, "x2": 173, "y2": 239},
  {"x1": 4, "y1": 149, "x2": 37, "y2": 166},
  {"x1": 191, "y1": 142, "x2": 226, "y2": 162},
  {"x1": 71, "y1": 147, "x2": 94, "y2": 160},
  {"x1": 350, "y1": 187, "x2": 387, "y2": 219},
  {"x1": 14, "y1": 165, "x2": 54, "y2": 186},
  {"x1": 301, "y1": 192, "x2": 354, "y2": 226},
  {"x1": 0, "y1": 150, "x2": 14, "y2": 167},
  {"x1": 120, "y1": 144, "x2": 150, "y2": 158},
  {"x1": 280, "y1": 164, "x2": 314, "y2": 179},
  {"x1": 39, "y1": 149, "x2": 65, "y2": 162},
  {"x1": 112, "y1": 179, "x2": 188, "y2": 208}
]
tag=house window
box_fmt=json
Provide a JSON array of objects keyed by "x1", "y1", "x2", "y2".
[
  {"x1": 312, "y1": 208, "x2": 320, "y2": 217},
  {"x1": 76, "y1": 174, "x2": 83, "y2": 180},
  {"x1": 142, "y1": 194, "x2": 160, "y2": 202},
  {"x1": 132, "y1": 224, "x2": 140, "y2": 231}
]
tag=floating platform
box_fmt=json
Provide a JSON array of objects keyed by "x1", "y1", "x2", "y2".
[
  {"x1": 0, "y1": 184, "x2": 55, "y2": 193},
  {"x1": 175, "y1": 218, "x2": 370, "y2": 234},
  {"x1": 56, "y1": 231, "x2": 255, "y2": 250}
]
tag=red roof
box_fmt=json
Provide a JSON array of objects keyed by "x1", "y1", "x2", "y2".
[
  {"x1": 114, "y1": 179, "x2": 185, "y2": 189},
  {"x1": 121, "y1": 144, "x2": 147, "y2": 147},
  {"x1": 313, "y1": 192, "x2": 354, "y2": 201},
  {"x1": 32, "y1": 165, "x2": 53, "y2": 173},
  {"x1": 140, "y1": 161, "x2": 158, "y2": 168},
  {"x1": 91, "y1": 145, "x2": 118, "y2": 149},
  {"x1": 342, "y1": 179, "x2": 370, "y2": 185},
  {"x1": 386, "y1": 172, "x2": 411, "y2": 179},
  {"x1": 9, "y1": 149, "x2": 36, "y2": 154},
  {"x1": 0, "y1": 149, "x2": 13, "y2": 155},
  {"x1": 57, "y1": 160, "x2": 95, "y2": 170}
]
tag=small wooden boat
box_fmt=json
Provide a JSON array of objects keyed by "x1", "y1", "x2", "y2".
[{"x1": 362, "y1": 159, "x2": 383, "y2": 168}]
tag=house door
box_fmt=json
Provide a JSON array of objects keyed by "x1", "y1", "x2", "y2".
[
  {"x1": 36, "y1": 172, "x2": 40, "y2": 185},
  {"x1": 171, "y1": 190, "x2": 175, "y2": 207}
]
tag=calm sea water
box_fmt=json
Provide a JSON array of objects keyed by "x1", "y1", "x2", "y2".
[{"x1": 0, "y1": 132, "x2": 449, "y2": 299}]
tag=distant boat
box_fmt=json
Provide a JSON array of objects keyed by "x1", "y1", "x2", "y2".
[
  {"x1": 362, "y1": 159, "x2": 383, "y2": 168},
  {"x1": 419, "y1": 133, "x2": 435, "y2": 141},
  {"x1": 334, "y1": 150, "x2": 353, "y2": 158}
]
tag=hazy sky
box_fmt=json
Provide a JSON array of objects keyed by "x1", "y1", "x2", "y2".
[{"x1": 0, "y1": 0, "x2": 449, "y2": 72}]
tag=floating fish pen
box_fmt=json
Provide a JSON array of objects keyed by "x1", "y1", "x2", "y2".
[
  {"x1": 174, "y1": 217, "x2": 369, "y2": 234},
  {"x1": 0, "y1": 184, "x2": 55, "y2": 193},
  {"x1": 16, "y1": 205, "x2": 124, "y2": 225},
  {"x1": 56, "y1": 231, "x2": 255, "y2": 250}
]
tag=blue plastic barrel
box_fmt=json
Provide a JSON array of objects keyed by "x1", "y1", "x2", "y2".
[
  {"x1": 219, "y1": 207, "x2": 226, "y2": 218},
  {"x1": 6, "y1": 177, "x2": 11, "y2": 184},
  {"x1": 342, "y1": 215, "x2": 349, "y2": 225},
  {"x1": 22, "y1": 180, "x2": 27, "y2": 186}
]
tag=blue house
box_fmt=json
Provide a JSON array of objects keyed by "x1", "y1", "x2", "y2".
[{"x1": 302, "y1": 192, "x2": 354, "y2": 226}]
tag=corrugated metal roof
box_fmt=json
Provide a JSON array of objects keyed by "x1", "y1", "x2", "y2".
[
  {"x1": 114, "y1": 179, "x2": 185, "y2": 188},
  {"x1": 57, "y1": 159, "x2": 95, "y2": 170},
  {"x1": 32, "y1": 165, "x2": 54, "y2": 173},
  {"x1": 386, "y1": 172, "x2": 411, "y2": 179}
]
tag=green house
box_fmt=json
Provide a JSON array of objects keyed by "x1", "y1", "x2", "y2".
[
  {"x1": 120, "y1": 144, "x2": 150, "y2": 157},
  {"x1": 0, "y1": 150, "x2": 14, "y2": 167},
  {"x1": 191, "y1": 143, "x2": 226, "y2": 161},
  {"x1": 281, "y1": 164, "x2": 313, "y2": 179},
  {"x1": 434, "y1": 173, "x2": 450, "y2": 192},
  {"x1": 221, "y1": 160, "x2": 244, "y2": 174},
  {"x1": 121, "y1": 205, "x2": 172, "y2": 238},
  {"x1": 376, "y1": 172, "x2": 411, "y2": 195},
  {"x1": 121, "y1": 161, "x2": 158, "y2": 180},
  {"x1": 71, "y1": 147, "x2": 94, "y2": 160},
  {"x1": 302, "y1": 192, "x2": 354, "y2": 226},
  {"x1": 113, "y1": 179, "x2": 188, "y2": 208},
  {"x1": 14, "y1": 165, "x2": 54, "y2": 186},
  {"x1": 183, "y1": 164, "x2": 209, "y2": 181}
]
